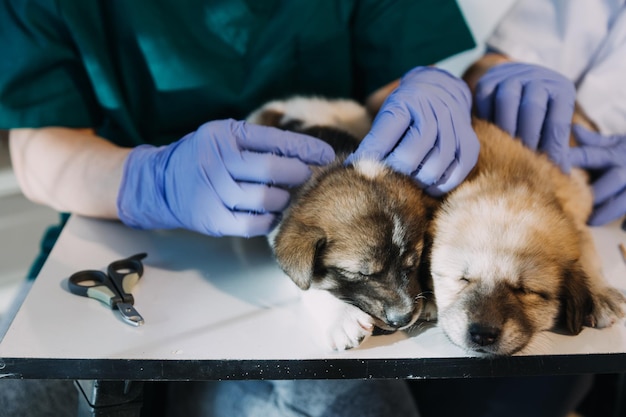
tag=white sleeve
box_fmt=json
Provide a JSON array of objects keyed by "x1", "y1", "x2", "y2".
[
  {"x1": 487, "y1": 0, "x2": 626, "y2": 134},
  {"x1": 576, "y1": 9, "x2": 626, "y2": 134}
]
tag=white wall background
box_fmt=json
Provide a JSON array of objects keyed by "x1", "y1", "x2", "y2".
[{"x1": 438, "y1": 0, "x2": 516, "y2": 76}]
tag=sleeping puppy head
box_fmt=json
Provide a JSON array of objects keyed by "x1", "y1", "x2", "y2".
[
  {"x1": 249, "y1": 95, "x2": 437, "y2": 333},
  {"x1": 273, "y1": 158, "x2": 437, "y2": 331},
  {"x1": 430, "y1": 123, "x2": 595, "y2": 356},
  {"x1": 431, "y1": 188, "x2": 592, "y2": 355}
]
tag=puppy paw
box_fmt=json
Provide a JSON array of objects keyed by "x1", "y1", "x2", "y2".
[
  {"x1": 419, "y1": 296, "x2": 438, "y2": 322},
  {"x1": 586, "y1": 287, "x2": 626, "y2": 328},
  {"x1": 324, "y1": 305, "x2": 374, "y2": 350},
  {"x1": 301, "y1": 288, "x2": 374, "y2": 351}
]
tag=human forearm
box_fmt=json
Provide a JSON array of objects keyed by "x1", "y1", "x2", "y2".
[{"x1": 9, "y1": 128, "x2": 130, "y2": 219}]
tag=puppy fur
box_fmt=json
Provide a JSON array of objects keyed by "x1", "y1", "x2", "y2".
[
  {"x1": 430, "y1": 118, "x2": 626, "y2": 356},
  {"x1": 247, "y1": 96, "x2": 437, "y2": 350}
]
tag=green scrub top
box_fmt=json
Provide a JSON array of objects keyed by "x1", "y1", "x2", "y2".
[
  {"x1": 1, "y1": 0, "x2": 474, "y2": 147},
  {"x1": 0, "y1": 0, "x2": 475, "y2": 279}
]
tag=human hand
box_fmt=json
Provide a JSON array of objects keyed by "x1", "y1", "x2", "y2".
[
  {"x1": 346, "y1": 66, "x2": 479, "y2": 196},
  {"x1": 117, "y1": 119, "x2": 335, "y2": 237},
  {"x1": 569, "y1": 125, "x2": 626, "y2": 226},
  {"x1": 474, "y1": 62, "x2": 576, "y2": 172}
]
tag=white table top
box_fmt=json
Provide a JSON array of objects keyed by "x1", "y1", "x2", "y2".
[{"x1": 1, "y1": 215, "x2": 626, "y2": 380}]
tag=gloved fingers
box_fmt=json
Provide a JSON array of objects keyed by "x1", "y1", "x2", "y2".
[
  {"x1": 474, "y1": 62, "x2": 575, "y2": 172},
  {"x1": 474, "y1": 62, "x2": 519, "y2": 121},
  {"x1": 573, "y1": 124, "x2": 623, "y2": 147},
  {"x1": 206, "y1": 150, "x2": 293, "y2": 213},
  {"x1": 474, "y1": 78, "x2": 498, "y2": 123},
  {"x1": 572, "y1": 124, "x2": 600, "y2": 146},
  {"x1": 228, "y1": 151, "x2": 313, "y2": 187},
  {"x1": 588, "y1": 188, "x2": 626, "y2": 226},
  {"x1": 540, "y1": 94, "x2": 574, "y2": 173},
  {"x1": 410, "y1": 102, "x2": 457, "y2": 186},
  {"x1": 571, "y1": 126, "x2": 626, "y2": 170},
  {"x1": 426, "y1": 128, "x2": 480, "y2": 196},
  {"x1": 516, "y1": 83, "x2": 549, "y2": 151},
  {"x1": 219, "y1": 182, "x2": 291, "y2": 214},
  {"x1": 381, "y1": 126, "x2": 434, "y2": 176},
  {"x1": 234, "y1": 122, "x2": 335, "y2": 166},
  {"x1": 383, "y1": 109, "x2": 438, "y2": 176},
  {"x1": 445, "y1": 78, "x2": 473, "y2": 109},
  {"x1": 570, "y1": 145, "x2": 619, "y2": 169},
  {"x1": 414, "y1": 68, "x2": 473, "y2": 109},
  {"x1": 591, "y1": 167, "x2": 626, "y2": 205},
  {"x1": 346, "y1": 104, "x2": 411, "y2": 163},
  {"x1": 425, "y1": 159, "x2": 456, "y2": 197},
  {"x1": 493, "y1": 78, "x2": 523, "y2": 139}
]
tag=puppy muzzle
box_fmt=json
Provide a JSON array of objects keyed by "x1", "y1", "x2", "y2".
[{"x1": 375, "y1": 307, "x2": 421, "y2": 331}]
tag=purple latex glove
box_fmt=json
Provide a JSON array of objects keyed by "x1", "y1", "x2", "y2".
[
  {"x1": 346, "y1": 66, "x2": 479, "y2": 196},
  {"x1": 570, "y1": 124, "x2": 626, "y2": 226},
  {"x1": 474, "y1": 62, "x2": 576, "y2": 172},
  {"x1": 117, "y1": 119, "x2": 335, "y2": 237}
]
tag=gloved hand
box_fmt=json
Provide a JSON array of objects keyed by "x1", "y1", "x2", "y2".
[
  {"x1": 346, "y1": 66, "x2": 479, "y2": 196},
  {"x1": 117, "y1": 119, "x2": 335, "y2": 237},
  {"x1": 474, "y1": 62, "x2": 576, "y2": 173},
  {"x1": 569, "y1": 124, "x2": 626, "y2": 226}
]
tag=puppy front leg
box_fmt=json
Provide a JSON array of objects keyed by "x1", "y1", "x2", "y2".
[
  {"x1": 579, "y1": 228, "x2": 626, "y2": 328},
  {"x1": 420, "y1": 294, "x2": 438, "y2": 322},
  {"x1": 301, "y1": 288, "x2": 374, "y2": 351}
]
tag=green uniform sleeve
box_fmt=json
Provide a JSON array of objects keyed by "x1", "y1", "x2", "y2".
[{"x1": 0, "y1": 0, "x2": 100, "y2": 129}]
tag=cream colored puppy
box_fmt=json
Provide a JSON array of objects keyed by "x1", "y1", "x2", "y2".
[{"x1": 430, "y1": 119, "x2": 625, "y2": 356}]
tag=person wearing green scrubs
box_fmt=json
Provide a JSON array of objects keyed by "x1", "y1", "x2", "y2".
[
  {"x1": 2, "y1": 0, "x2": 478, "y2": 281},
  {"x1": 0, "y1": 1, "x2": 478, "y2": 416}
]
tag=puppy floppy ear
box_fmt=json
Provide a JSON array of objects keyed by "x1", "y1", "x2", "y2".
[
  {"x1": 273, "y1": 219, "x2": 326, "y2": 290},
  {"x1": 560, "y1": 265, "x2": 594, "y2": 335}
]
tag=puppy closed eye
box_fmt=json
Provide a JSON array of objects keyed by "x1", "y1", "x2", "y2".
[
  {"x1": 511, "y1": 285, "x2": 550, "y2": 300},
  {"x1": 332, "y1": 268, "x2": 373, "y2": 281}
]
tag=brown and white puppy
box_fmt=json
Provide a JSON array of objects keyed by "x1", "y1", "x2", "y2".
[
  {"x1": 247, "y1": 97, "x2": 437, "y2": 350},
  {"x1": 430, "y1": 118, "x2": 626, "y2": 356}
]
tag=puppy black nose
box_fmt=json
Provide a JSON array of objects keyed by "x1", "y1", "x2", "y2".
[
  {"x1": 468, "y1": 324, "x2": 500, "y2": 346},
  {"x1": 386, "y1": 311, "x2": 413, "y2": 328}
]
